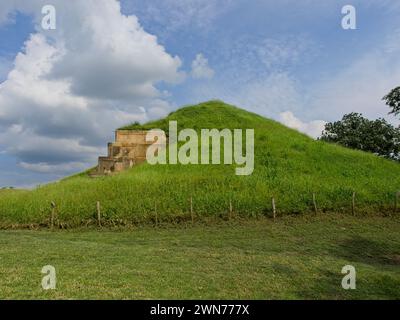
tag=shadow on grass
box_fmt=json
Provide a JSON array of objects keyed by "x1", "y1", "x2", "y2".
[
  {"x1": 331, "y1": 236, "x2": 400, "y2": 267},
  {"x1": 295, "y1": 270, "x2": 348, "y2": 300},
  {"x1": 295, "y1": 269, "x2": 400, "y2": 300},
  {"x1": 294, "y1": 236, "x2": 400, "y2": 299},
  {"x1": 271, "y1": 263, "x2": 298, "y2": 275}
]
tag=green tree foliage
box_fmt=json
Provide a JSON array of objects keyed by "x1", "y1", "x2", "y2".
[
  {"x1": 320, "y1": 113, "x2": 400, "y2": 161},
  {"x1": 383, "y1": 86, "x2": 400, "y2": 117}
]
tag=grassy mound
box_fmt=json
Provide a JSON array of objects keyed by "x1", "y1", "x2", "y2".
[{"x1": 0, "y1": 101, "x2": 399, "y2": 228}]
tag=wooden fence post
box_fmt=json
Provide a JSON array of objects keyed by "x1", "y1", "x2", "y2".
[
  {"x1": 190, "y1": 196, "x2": 194, "y2": 224},
  {"x1": 352, "y1": 192, "x2": 356, "y2": 216},
  {"x1": 155, "y1": 202, "x2": 158, "y2": 227},
  {"x1": 229, "y1": 199, "x2": 233, "y2": 220},
  {"x1": 272, "y1": 197, "x2": 276, "y2": 219},
  {"x1": 50, "y1": 201, "x2": 56, "y2": 229},
  {"x1": 96, "y1": 201, "x2": 102, "y2": 227},
  {"x1": 312, "y1": 193, "x2": 318, "y2": 215}
]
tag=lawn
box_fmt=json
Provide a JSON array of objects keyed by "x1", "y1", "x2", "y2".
[{"x1": 0, "y1": 214, "x2": 399, "y2": 299}]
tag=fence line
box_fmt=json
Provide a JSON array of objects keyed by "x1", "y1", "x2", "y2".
[{"x1": 38, "y1": 190, "x2": 400, "y2": 229}]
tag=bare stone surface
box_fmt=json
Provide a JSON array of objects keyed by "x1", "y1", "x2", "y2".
[{"x1": 95, "y1": 130, "x2": 152, "y2": 175}]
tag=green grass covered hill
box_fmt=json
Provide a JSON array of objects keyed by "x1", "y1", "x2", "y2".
[{"x1": 1, "y1": 100, "x2": 399, "y2": 228}]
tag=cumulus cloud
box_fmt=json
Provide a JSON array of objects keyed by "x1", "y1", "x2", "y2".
[
  {"x1": 0, "y1": 0, "x2": 183, "y2": 174},
  {"x1": 191, "y1": 53, "x2": 215, "y2": 79},
  {"x1": 279, "y1": 111, "x2": 326, "y2": 139}
]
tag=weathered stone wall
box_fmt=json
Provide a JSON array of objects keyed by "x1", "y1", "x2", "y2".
[
  {"x1": 115, "y1": 130, "x2": 148, "y2": 145},
  {"x1": 96, "y1": 130, "x2": 152, "y2": 175}
]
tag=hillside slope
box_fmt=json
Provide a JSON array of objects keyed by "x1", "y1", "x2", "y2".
[{"x1": 1, "y1": 101, "x2": 399, "y2": 227}]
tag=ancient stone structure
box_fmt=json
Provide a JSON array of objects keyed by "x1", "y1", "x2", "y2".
[{"x1": 96, "y1": 130, "x2": 152, "y2": 175}]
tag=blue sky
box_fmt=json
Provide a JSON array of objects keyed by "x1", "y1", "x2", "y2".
[{"x1": 0, "y1": 0, "x2": 399, "y2": 188}]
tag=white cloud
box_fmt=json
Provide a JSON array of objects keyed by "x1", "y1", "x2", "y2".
[
  {"x1": 19, "y1": 161, "x2": 88, "y2": 174},
  {"x1": 0, "y1": 0, "x2": 184, "y2": 175},
  {"x1": 279, "y1": 111, "x2": 326, "y2": 139},
  {"x1": 191, "y1": 53, "x2": 215, "y2": 79}
]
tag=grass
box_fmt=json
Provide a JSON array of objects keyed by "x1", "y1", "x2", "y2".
[
  {"x1": 0, "y1": 100, "x2": 399, "y2": 228},
  {"x1": 0, "y1": 215, "x2": 399, "y2": 299}
]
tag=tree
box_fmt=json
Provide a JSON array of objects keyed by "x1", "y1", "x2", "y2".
[
  {"x1": 383, "y1": 86, "x2": 400, "y2": 117},
  {"x1": 320, "y1": 113, "x2": 400, "y2": 161}
]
